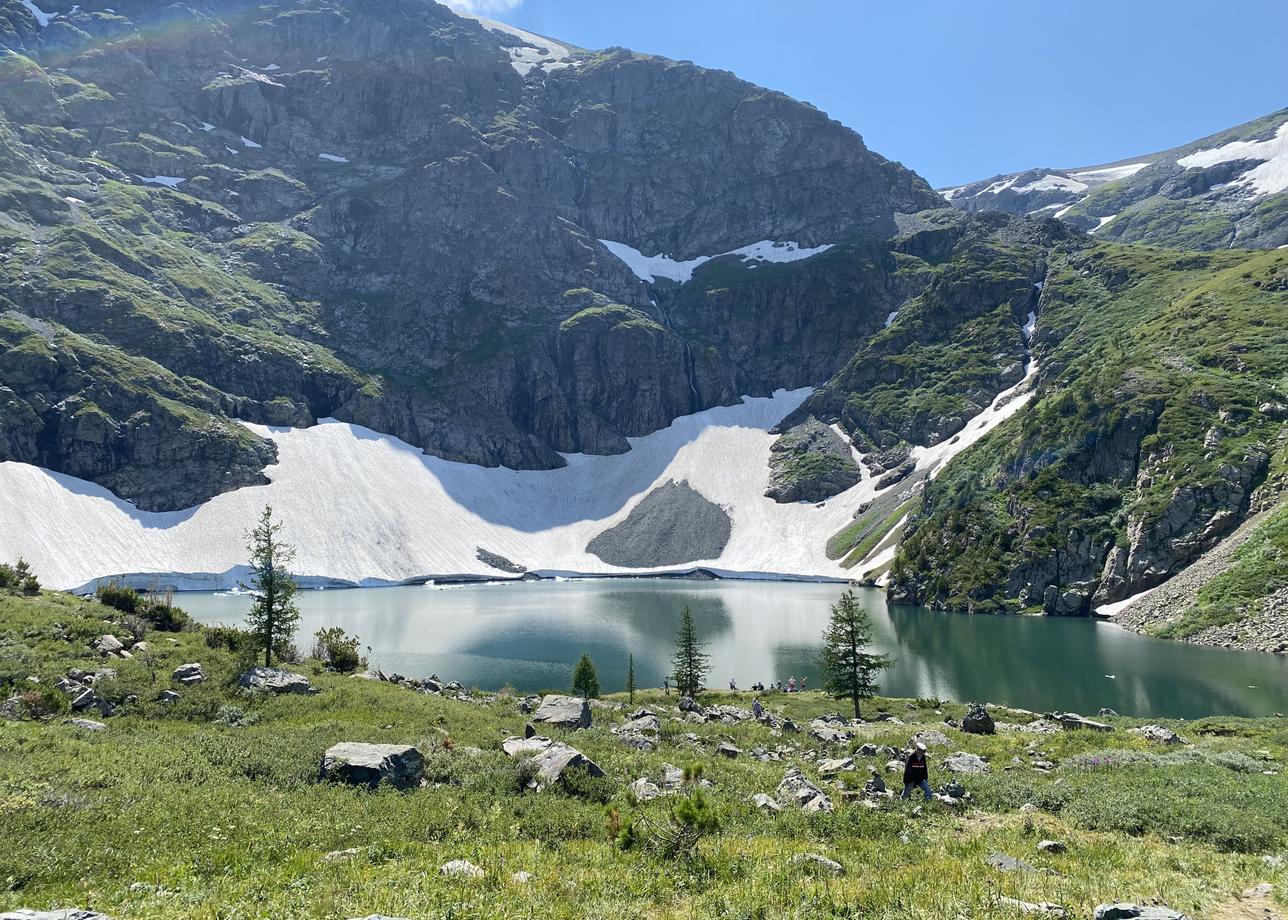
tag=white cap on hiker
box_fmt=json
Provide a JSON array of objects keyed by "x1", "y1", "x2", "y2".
[{"x1": 915, "y1": 741, "x2": 927, "y2": 752}]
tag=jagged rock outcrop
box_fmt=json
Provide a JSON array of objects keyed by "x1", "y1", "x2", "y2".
[{"x1": 765, "y1": 417, "x2": 860, "y2": 503}]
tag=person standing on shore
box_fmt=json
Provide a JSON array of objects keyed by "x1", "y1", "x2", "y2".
[{"x1": 901, "y1": 742, "x2": 932, "y2": 801}]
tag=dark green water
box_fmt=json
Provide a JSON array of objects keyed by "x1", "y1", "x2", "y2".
[{"x1": 180, "y1": 580, "x2": 1288, "y2": 719}]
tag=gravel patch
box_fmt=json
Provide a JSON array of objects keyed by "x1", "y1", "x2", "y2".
[{"x1": 587, "y1": 480, "x2": 730, "y2": 568}]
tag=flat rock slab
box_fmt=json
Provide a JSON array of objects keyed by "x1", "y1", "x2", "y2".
[
  {"x1": 532, "y1": 742, "x2": 604, "y2": 786},
  {"x1": 502, "y1": 736, "x2": 553, "y2": 757},
  {"x1": 987, "y1": 852, "x2": 1037, "y2": 873},
  {"x1": 944, "y1": 751, "x2": 990, "y2": 774},
  {"x1": 791, "y1": 852, "x2": 845, "y2": 875},
  {"x1": 238, "y1": 667, "x2": 314, "y2": 695},
  {"x1": 2, "y1": 911, "x2": 112, "y2": 920},
  {"x1": 532, "y1": 695, "x2": 591, "y2": 730},
  {"x1": 320, "y1": 742, "x2": 425, "y2": 790},
  {"x1": 69, "y1": 719, "x2": 107, "y2": 732}
]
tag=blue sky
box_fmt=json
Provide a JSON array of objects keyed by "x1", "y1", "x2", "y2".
[{"x1": 450, "y1": 0, "x2": 1288, "y2": 187}]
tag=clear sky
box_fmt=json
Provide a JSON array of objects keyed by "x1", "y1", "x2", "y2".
[{"x1": 450, "y1": 0, "x2": 1288, "y2": 188}]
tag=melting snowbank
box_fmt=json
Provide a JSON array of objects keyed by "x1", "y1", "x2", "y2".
[
  {"x1": 1, "y1": 390, "x2": 871, "y2": 590},
  {"x1": 1177, "y1": 121, "x2": 1288, "y2": 197},
  {"x1": 599, "y1": 239, "x2": 835, "y2": 284}
]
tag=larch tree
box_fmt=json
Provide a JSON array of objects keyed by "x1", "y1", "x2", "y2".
[
  {"x1": 243, "y1": 505, "x2": 301, "y2": 668},
  {"x1": 671, "y1": 607, "x2": 711, "y2": 698},
  {"x1": 819, "y1": 589, "x2": 893, "y2": 719}
]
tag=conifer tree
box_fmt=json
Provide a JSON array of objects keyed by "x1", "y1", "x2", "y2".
[
  {"x1": 572, "y1": 652, "x2": 601, "y2": 699},
  {"x1": 243, "y1": 505, "x2": 301, "y2": 668},
  {"x1": 671, "y1": 607, "x2": 711, "y2": 698},
  {"x1": 626, "y1": 653, "x2": 636, "y2": 704},
  {"x1": 819, "y1": 590, "x2": 892, "y2": 719}
]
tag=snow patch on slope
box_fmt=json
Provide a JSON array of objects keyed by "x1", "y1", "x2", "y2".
[
  {"x1": 1011, "y1": 174, "x2": 1088, "y2": 194},
  {"x1": 1, "y1": 391, "x2": 887, "y2": 590},
  {"x1": 1177, "y1": 121, "x2": 1288, "y2": 197},
  {"x1": 20, "y1": 0, "x2": 54, "y2": 26},
  {"x1": 1070, "y1": 161, "x2": 1151, "y2": 183},
  {"x1": 138, "y1": 176, "x2": 185, "y2": 188},
  {"x1": 457, "y1": 12, "x2": 574, "y2": 75},
  {"x1": 600, "y1": 239, "x2": 835, "y2": 284}
]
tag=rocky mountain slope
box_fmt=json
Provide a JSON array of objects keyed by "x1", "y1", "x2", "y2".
[
  {"x1": 0, "y1": 0, "x2": 939, "y2": 511},
  {"x1": 941, "y1": 107, "x2": 1288, "y2": 250},
  {"x1": 0, "y1": 0, "x2": 1285, "y2": 643}
]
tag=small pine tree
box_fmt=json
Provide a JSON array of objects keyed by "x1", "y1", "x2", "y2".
[
  {"x1": 819, "y1": 589, "x2": 893, "y2": 719},
  {"x1": 671, "y1": 607, "x2": 711, "y2": 698},
  {"x1": 626, "y1": 653, "x2": 636, "y2": 704},
  {"x1": 572, "y1": 652, "x2": 601, "y2": 699},
  {"x1": 242, "y1": 505, "x2": 301, "y2": 668}
]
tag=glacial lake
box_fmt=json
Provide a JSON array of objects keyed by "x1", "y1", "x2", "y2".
[{"x1": 180, "y1": 580, "x2": 1288, "y2": 719}]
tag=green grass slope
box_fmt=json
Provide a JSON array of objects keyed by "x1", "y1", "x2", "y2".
[{"x1": 1, "y1": 590, "x2": 1286, "y2": 919}]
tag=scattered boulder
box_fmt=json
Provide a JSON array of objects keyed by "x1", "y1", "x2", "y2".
[
  {"x1": 532, "y1": 695, "x2": 591, "y2": 730},
  {"x1": 1130, "y1": 724, "x2": 1186, "y2": 745},
  {"x1": 1019, "y1": 803, "x2": 1039, "y2": 814},
  {"x1": 911, "y1": 729, "x2": 949, "y2": 748},
  {"x1": 1098, "y1": 708, "x2": 1119, "y2": 717},
  {"x1": 531, "y1": 742, "x2": 604, "y2": 786},
  {"x1": 510, "y1": 871, "x2": 533, "y2": 884},
  {"x1": 961, "y1": 703, "x2": 995, "y2": 735},
  {"x1": 752, "y1": 792, "x2": 782, "y2": 811},
  {"x1": 502, "y1": 736, "x2": 552, "y2": 757},
  {"x1": 319, "y1": 742, "x2": 425, "y2": 790},
  {"x1": 715, "y1": 742, "x2": 741, "y2": 759},
  {"x1": 93, "y1": 635, "x2": 126, "y2": 657},
  {"x1": 790, "y1": 852, "x2": 845, "y2": 875},
  {"x1": 1093, "y1": 905, "x2": 1189, "y2": 920},
  {"x1": 158, "y1": 690, "x2": 181, "y2": 704},
  {"x1": 781, "y1": 718, "x2": 800, "y2": 733},
  {"x1": 944, "y1": 751, "x2": 990, "y2": 774},
  {"x1": 678, "y1": 695, "x2": 700, "y2": 713},
  {"x1": 630, "y1": 778, "x2": 662, "y2": 802},
  {"x1": 987, "y1": 852, "x2": 1037, "y2": 873},
  {"x1": 1037, "y1": 839, "x2": 1067, "y2": 854},
  {"x1": 1052, "y1": 711, "x2": 1112, "y2": 732},
  {"x1": 776, "y1": 767, "x2": 833, "y2": 812},
  {"x1": 809, "y1": 722, "x2": 850, "y2": 745},
  {"x1": 439, "y1": 860, "x2": 484, "y2": 879},
  {"x1": 238, "y1": 667, "x2": 314, "y2": 695},
  {"x1": 659, "y1": 763, "x2": 685, "y2": 789},
  {"x1": 1, "y1": 911, "x2": 113, "y2": 920},
  {"x1": 617, "y1": 713, "x2": 660, "y2": 734},
  {"x1": 817, "y1": 757, "x2": 855, "y2": 776},
  {"x1": 171, "y1": 663, "x2": 205, "y2": 686},
  {"x1": 70, "y1": 719, "x2": 107, "y2": 732},
  {"x1": 863, "y1": 769, "x2": 887, "y2": 795}
]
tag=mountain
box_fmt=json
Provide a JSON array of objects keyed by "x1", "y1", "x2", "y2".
[
  {"x1": 0, "y1": 0, "x2": 1285, "y2": 652},
  {"x1": 0, "y1": 0, "x2": 939, "y2": 513},
  {"x1": 941, "y1": 108, "x2": 1288, "y2": 250}
]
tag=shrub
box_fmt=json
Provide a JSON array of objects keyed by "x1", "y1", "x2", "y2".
[
  {"x1": 141, "y1": 600, "x2": 192, "y2": 632},
  {"x1": 311, "y1": 627, "x2": 365, "y2": 673},
  {"x1": 204, "y1": 624, "x2": 255, "y2": 654},
  {"x1": 214, "y1": 704, "x2": 260, "y2": 728},
  {"x1": 0, "y1": 559, "x2": 40, "y2": 595},
  {"x1": 120, "y1": 614, "x2": 149, "y2": 643},
  {"x1": 18, "y1": 685, "x2": 70, "y2": 721},
  {"x1": 96, "y1": 581, "x2": 141, "y2": 614}
]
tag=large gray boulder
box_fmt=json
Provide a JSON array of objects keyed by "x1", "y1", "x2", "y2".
[
  {"x1": 776, "y1": 767, "x2": 833, "y2": 812},
  {"x1": 319, "y1": 742, "x2": 425, "y2": 790},
  {"x1": 944, "y1": 751, "x2": 990, "y2": 774},
  {"x1": 532, "y1": 695, "x2": 591, "y2": 730},
  {"x1": 171, "y1": 663, "x2": 206, "y2": 686},
  {"x1": 531, "y1": 742, "x2": 604, "y2": 786},
  {"x1": 238, "y1": 667, "x2": 314, "y2": 695},
  {"x1": 961, "y1": 703, "x2": 995, "y2": 734},
  {"x1": 1129, "y1": 724, "x2": 1186, "y2": 745},
  {"x1": 1053, "y1": 712, "x2": 1112, "y2": 732}
]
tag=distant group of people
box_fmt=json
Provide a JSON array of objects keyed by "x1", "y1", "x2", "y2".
[{"x1": 729, "y1": 676, "x2": 806, "y2": 693}]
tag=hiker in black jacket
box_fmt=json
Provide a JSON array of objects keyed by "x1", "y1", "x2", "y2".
[{"x1": 901, "y1": 741, "x2": 932, "y2": 801}]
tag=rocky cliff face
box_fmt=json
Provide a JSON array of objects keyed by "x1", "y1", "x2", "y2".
[{"x1": 0, "y1": 0, "x2": 940, "y2": 508}]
